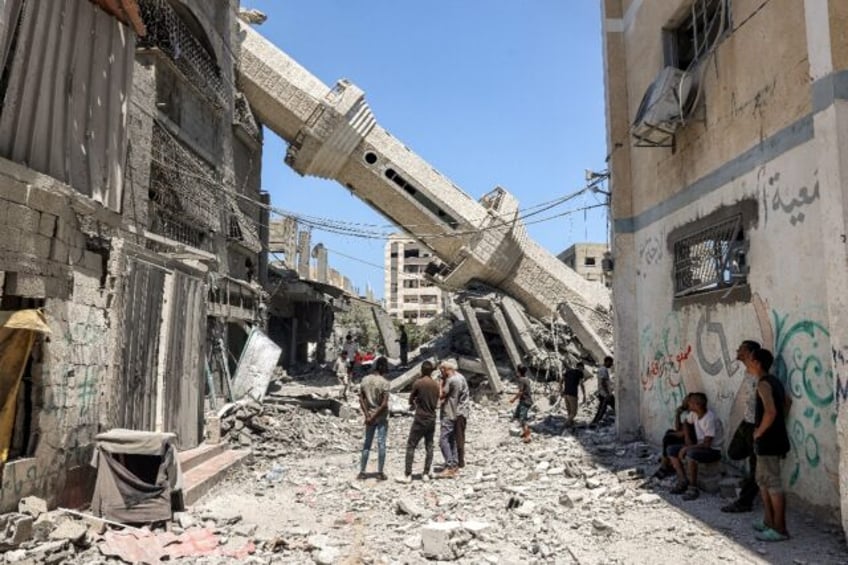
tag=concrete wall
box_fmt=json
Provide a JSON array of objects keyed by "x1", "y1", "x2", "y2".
[
  {"x1": 0, "y1": 159, "x2": 118, "y2": 511},
  {"x1": 604, "y1": 0, "x2": 848, "y2": 524}
]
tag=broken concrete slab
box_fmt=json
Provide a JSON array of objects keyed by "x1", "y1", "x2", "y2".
[
  {"x1": 0, "y1": 513, "x2": 33, "y2": 549},
  {"x1": 491, "y1": 304, "x2": 523, "y2": 371},
  {"x1": 557, "y1": 302, "x2": 612, "y2": 364},
  {"x1": 500, "y1": 297, "x2": 542, "y2": 359},
  {"x1": 18, "y1": 496, "x2": 48, "y2": 518},
  {"x1": 371, "y1": 306, "x2": 400, "y2": 359},
  {"x1": 420, "y1": 521, "x2": 472, "y2": 561},
  {"x1": 49, "y1": 519, "x2": 87, "y2": 545},
  {"x1": 459, "y1": 302, "x2": 503, "y2": 394},
  {"x1": 388, "y1": 357, "x2": 436, "y2": 392}
]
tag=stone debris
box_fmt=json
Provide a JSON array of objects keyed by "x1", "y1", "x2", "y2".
[{"x1": 0, "y1": 513, "x2": 33, "y2": 550}]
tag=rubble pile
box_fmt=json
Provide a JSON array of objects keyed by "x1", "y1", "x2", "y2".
[
  {"x1": 185, "y1": 394, "x2": 847, "y2": 564},
  {"x1": 219, "y1": 396, "x2": 357, "y2": 458}
]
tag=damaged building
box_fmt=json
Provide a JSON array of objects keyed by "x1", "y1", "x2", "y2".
[
  {"x1": 0, "y1": 0, "x2": 267, "y2": 512},
  {"x1": 602, "y1": 0, "x2": 848, "y2": 534}
]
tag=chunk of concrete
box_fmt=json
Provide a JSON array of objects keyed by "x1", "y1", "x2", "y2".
[
  {"x1": 18, "y1": 496, "x2": 48, "y2": 518},
  {"x1": 49, "y1": 519, "x2": 87, "y2": 545},
  {"x1": 420, "y1": 521, "x2": 472, "y2": 561},
  {"x1": 0, "y1": 513, "x2": 33, "y2": 549}
]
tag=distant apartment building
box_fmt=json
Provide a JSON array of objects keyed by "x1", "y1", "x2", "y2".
[
  {"x1": 557, "y1": 243, "x2": 610, "y2": 285},
  {"x1": 384, "y1": 234, "x2": 446, "y2": 325}
]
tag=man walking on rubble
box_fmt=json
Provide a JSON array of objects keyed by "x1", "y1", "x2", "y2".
[
  {"x1": 437, "y1": 358, "x2": 468, "y2": 477},
  {"x1": 562, "y1": 362, "x2": 586, "y2": 427},
  {"x1": 358, "y1": 357, "x2": 390, "y2": 480},
  {"x1": 333, "y1": 350, "x2": 350, "y2": 401},
  {"x1": 399, "y1": 360, "x2": 440, "y2": 482},
  {"x1": 344, "y1": 334, "x2": 358, "y2": 381},
  {"x1": 398, "y1": 325, "x2": 409, "y2": 368},
  {"x1": 510, "y1": 365, "x2": 534, "y2": 442},
  {"x1": 591, "y1": 356, "x2": 615, "y2": 425}
]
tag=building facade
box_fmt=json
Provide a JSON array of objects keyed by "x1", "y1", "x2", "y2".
[
  {"x1": 384, "y1": 234, "x2": 446, "y2": 325},
  {"x1": 0, "y1": 0, "x2": 266, "y2": 512},
  {"x1": 602, "y1": 0, "x2": 848, "y2": 531},
  {"x1": 557, "y1": 243, "x2": 610, "y2": 285}
]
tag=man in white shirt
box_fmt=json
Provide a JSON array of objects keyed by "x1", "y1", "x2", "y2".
[{"x1": 668, "y1": 392, "x2": 724, "y2": 501}]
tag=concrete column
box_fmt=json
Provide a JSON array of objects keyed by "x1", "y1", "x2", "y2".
[
  {"x1": 459, "y1": 302, "x2": 503, "y2": 394},
  {"x1": 602, "y1": 0, "x2": 640, "y2": 441},
  {"x1": 492, "y1": 303, "x2": 522, "y2": 371},
  {"x1": 297, "y1": 230, "x2": 310, "y2": 279},
  {"x1": 389, "y1": 357, "x2": 437, "y2": 392},
  {"x1": 371, "y1": 306, "x2": 400, "y2": 359},
  {"x1": 500, "y1": 296, "x2": 541, "y2": 360}
]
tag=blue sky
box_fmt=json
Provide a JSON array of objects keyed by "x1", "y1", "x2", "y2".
[{"x1": 246, "y1": 1, "x2": 609, "y2": 298}]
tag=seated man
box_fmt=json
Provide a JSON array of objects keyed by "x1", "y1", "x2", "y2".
[
  {"x1": 653, "y1": 393, "x2": 695, "y2": 479},
  {"x1": 668, "y1": 392, "x2": 724, "y2": 500}
]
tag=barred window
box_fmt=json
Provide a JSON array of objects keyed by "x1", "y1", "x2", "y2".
[{"x1": 673, "y1": 214, "x2": 747, "y2": 297}]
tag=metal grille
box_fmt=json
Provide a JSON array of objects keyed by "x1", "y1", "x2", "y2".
[
  {"x1": 137, "y1": 0, "x2": 226, "y2": 108},
  {"x1": 149, "y1": 122, "x2": 222, "y2": 249},
  {"x1": 673, "y1": 215, "x2": 743, "y2": 296}
]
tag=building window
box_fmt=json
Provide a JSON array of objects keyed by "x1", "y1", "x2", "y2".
[
  {"x1": 584, "y1": 257, "x2": 596, "y2": 266},
  {"x1": 663, "y1": 0, "x2": 731, "y2": 70},
  {"x1": 385, "y1": 168, "x2": 459, "y2": 229},
  {"x1": 672, "y1": 214, "x2": 747, "y2": 297}
]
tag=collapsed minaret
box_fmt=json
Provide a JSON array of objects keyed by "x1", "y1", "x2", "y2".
[{"x1": 236, "y1": 22, "x2": 612, "y2": 360}]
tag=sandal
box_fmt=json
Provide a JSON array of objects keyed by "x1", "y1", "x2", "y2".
[
  {"x1": 755, "y1": 527, "x2": 789, "y2": 542},
  {"x1": 752, "y1": 520, "x2": 768, "y2": 532},
  {"x1": 682, "y1": 487, "x2": 700, "y2": 501}
]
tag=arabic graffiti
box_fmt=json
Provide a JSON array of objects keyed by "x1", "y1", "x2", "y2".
[
  {"x1": 770, "y1": 309, "x2": 834, "y2": 486},
  {"x1": 637, "y1": 231, "x2": 664, "y2": 279},
  {"x1": 639, "y1": 314, "x2": 693, "y2": 421},
  {"x1": 768, "y1": 170, "x2": 821, "y2": 227},
  {"x1": 696, "y1": 309, "x2": 738, "y2": 377}
]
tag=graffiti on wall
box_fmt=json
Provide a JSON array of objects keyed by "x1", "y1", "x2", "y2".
[
  {"x1": 637, "y1": 230, "x2": 664, "y2": 279},
  {"x1": 768, "y1": 307, "x2": 834, "y2": 486},
  {"x1": 640, "y1": 294, "x2": 836, "y2": 490},
  {"x1": 761, "y1": 168, "x2": 821, "y2": 228},
  {"x1": 695, "y1": 309, "x2": 737, "y2": 377}
]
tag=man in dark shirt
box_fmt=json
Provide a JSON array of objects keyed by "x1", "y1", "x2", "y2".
[
  {"x1": 510, "y1": 365, "x2": 534, "y2": 443},
  {"x1": 562, "y1": 362, "x2": 586, "y2": 427},
  {"x1": 400, "y1": 361, "x2": 440, "y2": 482}
]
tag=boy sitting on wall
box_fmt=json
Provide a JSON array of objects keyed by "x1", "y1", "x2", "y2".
[{"x1": 667, "y1": 392, "x2": 724, "y2": 501}]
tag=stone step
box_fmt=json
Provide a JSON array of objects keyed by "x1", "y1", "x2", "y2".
[
  {"x1": 178, "y1": 443, "x2": 228, "y2": 473},
  {"x1": 182, "y1": 449, "x2": 250, "y2": 506}
]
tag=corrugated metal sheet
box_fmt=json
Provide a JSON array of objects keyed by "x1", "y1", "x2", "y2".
[
  {"x1": 0, "y1": 0, "x2": 135, "y2": 212},
  {"x1": 119, "y1": 257, "x2": 166, "y2": 431},
  {"x1": 161, "y1": 271, "x2": 205, "y2": 448}
]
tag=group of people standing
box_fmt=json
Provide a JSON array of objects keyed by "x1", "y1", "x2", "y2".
[
  {"x1": 559, "y1": 356, "x2": 615, "y2": 427},
  {"x1": 356, "y1": 357, "x2": 470, "y2": 481},
  {"x1": 655, "y1": 340, "x2": 792, "y2": 542}
]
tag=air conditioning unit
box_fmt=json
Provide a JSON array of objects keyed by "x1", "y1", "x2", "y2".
[{"x1": 631, "y1": 67, "x2": 693, "y2": 147}]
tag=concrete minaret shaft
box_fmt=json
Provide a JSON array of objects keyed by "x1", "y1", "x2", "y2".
[{"x1": 237, "y1": 22, "x2": 612, "y2": 357}]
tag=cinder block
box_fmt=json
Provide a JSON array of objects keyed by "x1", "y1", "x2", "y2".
[
  {"x1": 33, "y1": 234, "x2": 52, "y2": 258},
  {"x1": 0, "y1": 224, "x2": 22, "y2": 252},
  {"x1": 4, "y1": 273, "x2": 47, "y2": 298},
  {"x1": 27, "y1": 186, "x2": 67, "y2": 217},
  {"x1": 0, "y1": 178, "x2": 29, "y2": 205},
  {"x1": 51, "y1": 240, "x2": 69, "y2": 263},
  {"x1": 38, "y1": 213, "x2": 57, "y2": 237}
]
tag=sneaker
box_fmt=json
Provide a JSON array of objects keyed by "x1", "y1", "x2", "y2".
[
  {"x1": 721, "y1": 501, "x2": 752, "y2": 513},
  {"x1": 682, "y1": 487, "x2": 700, "y2": 501},
  {"x1": 438, "y1": 468, "x2": 457, "y2": 479},
  {"x1": 376, "y1": 472, "x2": 388, "y2": 481},
  {"x1": 396, "y1": 475, "x2": 412, "y2": 484},
  {"x1": 670, "y1": 481, "x2": 689, "y2": 494},
  {"x1": 356, "y1": 472, "x2": 367, "y2": 480},
  {"x1": 422, "y1": 473, "x2": 431, "y2": 482}
]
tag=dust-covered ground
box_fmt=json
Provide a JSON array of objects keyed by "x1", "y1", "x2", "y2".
[{"x1": 186, "y1": 377, "x2": 848, "y2": 565}]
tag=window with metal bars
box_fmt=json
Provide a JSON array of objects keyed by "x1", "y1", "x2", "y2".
[
  {"x1": 672, "y1": 214, "x2": 747, "y2": 297},
  {"x1": 664, "y1": 0, "x2": 731, "y2": 71}
]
